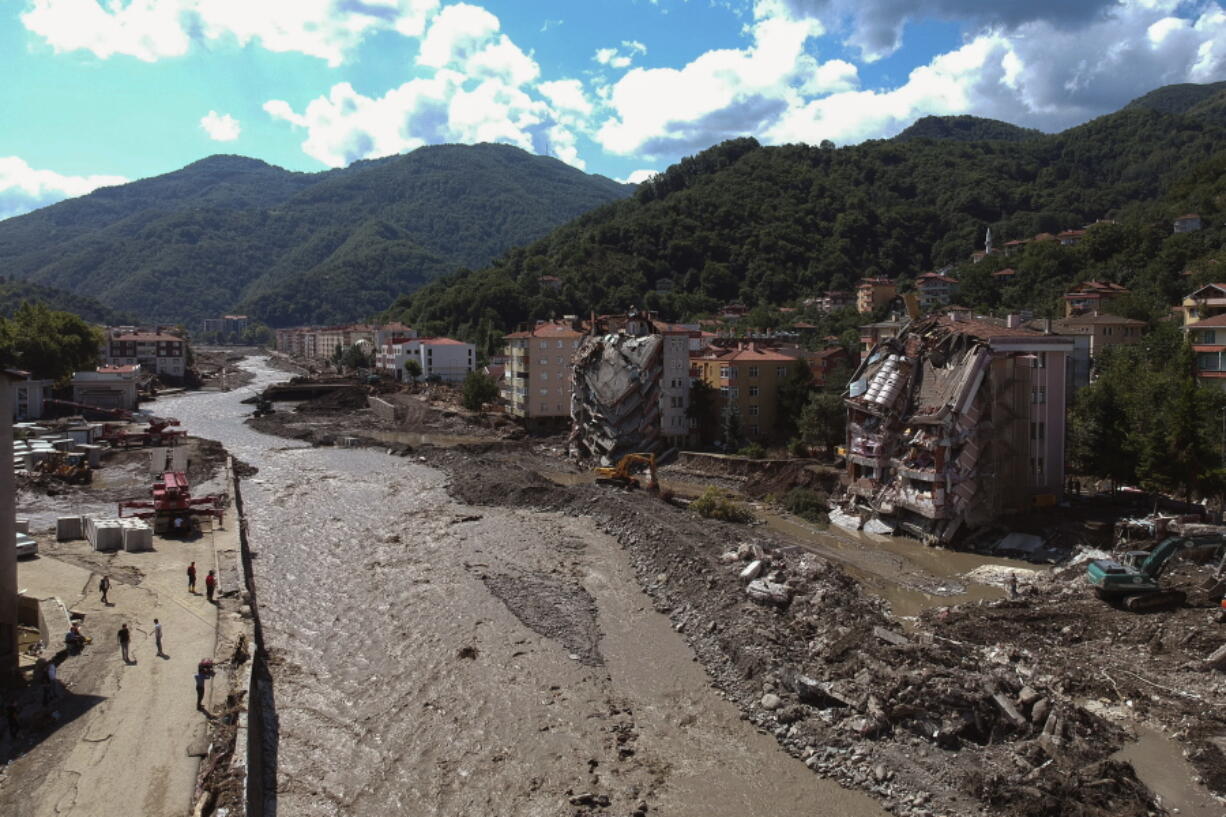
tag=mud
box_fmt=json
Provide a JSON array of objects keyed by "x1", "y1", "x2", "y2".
[{"x1": 481, "y1": 571, "x2": 604, "y2": 667}]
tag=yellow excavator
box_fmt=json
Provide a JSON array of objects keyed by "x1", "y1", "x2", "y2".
[
  {"x1": 594, "y1": 453, "x2": 658, "y2": 491},
  {"x1": 36, "y1": 452, "x2": 92, "y2": 485}
]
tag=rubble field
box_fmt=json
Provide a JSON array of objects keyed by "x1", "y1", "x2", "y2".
[
  {"x1": 245, "y1": 397, "x2": 1226, "y2": 817},
  {"x1": 429, "y1": 448, "x2": 1226, "y2": 817}
]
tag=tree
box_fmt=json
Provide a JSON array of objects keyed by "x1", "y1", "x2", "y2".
[
  {"x1": 341, "y1": 344, "x2": 370, "y2": 371},
  {"x1": 776, "y1": 363, "x2": 816, "y2": 439},
  {"x1": 404, "y1": 358, "x2": 422, "y2": 383},
  {"x1": 687, "y1": 379, "x2": 719, "y2": 444},
  {"x1": 721, "y1": 402, "x2": 743, "y2": 449},
  {"x1": 462, "y1": 370, "x2": 499, "y2": 410},
  {"x1": 0, "y1": 301, "x2": 101, "y2": 383},
  {"x1": 798, "y1": 391, "x2": 846, "y2": 457},
  {"x1": 331, "y1": 343, "x2": 344, "y2": 373}
]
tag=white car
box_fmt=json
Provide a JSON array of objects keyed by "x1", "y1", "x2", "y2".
[{"x1": 15, "y1": 533, "x2": 38, "y2": 558}]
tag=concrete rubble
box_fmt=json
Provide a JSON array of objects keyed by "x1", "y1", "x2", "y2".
[
  {"x1": 569, "y1": 326, "x2": 664, "y2": 465},
  {"x1": 842, "y1": 314, "x2": 1072, "y2": 544}
]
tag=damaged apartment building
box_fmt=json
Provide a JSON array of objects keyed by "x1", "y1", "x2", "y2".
[
  {"x1": 569, "y1": 311, "x2": 692, "y2": 464},
  {"x1": 843, "y1": 314, "x2": 1073, "y2": 542}
]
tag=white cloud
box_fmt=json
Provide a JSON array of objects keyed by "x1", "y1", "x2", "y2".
[
  {"x1": 0, "y1": 157, "x2": 127, "y2": 220},
  {"x1": 595, "y1": 12, "x2": 836, "y2": 156},
  {"x1": 593, "y1": 39, "x2": 648, "y2": 70},
  {"x1": 200, "y1": 110, "x2": 241, "y2": 141},
  {"x1": 21, "y1": 0, "x2": 441, "y2": 66},
  {"x1": 264, "y1": 4, "x2": 593, "y2": 169},
  {"x1": 620, "y1": 169, "x2": 658, "y2": 184}
]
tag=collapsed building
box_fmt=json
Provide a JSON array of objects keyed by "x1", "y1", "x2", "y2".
[
  {"x1": 569, "y1": 312, "x2": 691, "y2": 464},
  {"x1": 842, "y1": 314, "x2": 1074, "y2": 542}
]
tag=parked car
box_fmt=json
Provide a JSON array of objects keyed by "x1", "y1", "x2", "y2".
[{"x1": 15, "y1": 532, "x2": 38, "y2": 558}]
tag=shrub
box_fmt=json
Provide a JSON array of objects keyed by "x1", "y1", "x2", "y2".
[
  {"x1": 691, "y1": 486, "x2": 754, "y2": 523},
  {"x1": 738, "y1": 442, "x2": 767, "y2": 459},
  {"x1": 781, "y1": 487, "x2": 828, "y2": 525}
]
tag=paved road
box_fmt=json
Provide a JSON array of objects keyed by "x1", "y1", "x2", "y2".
[{"x1": 0, "y1": 501, "x2": 235, "y2": 816}]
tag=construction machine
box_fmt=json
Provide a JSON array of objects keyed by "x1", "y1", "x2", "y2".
[
  {"x1": 1085, "y1": 534, "x2": 1222, "y2": 611},
  {"x1": 118, "y1": 471, "x2": 225, "y2": 535},
  {"x1": 594, "y1": 453, "x2": 658, "y2": 491},
  {"x1": 35, "y1": 451, "x2": 92, "y2": 485}
]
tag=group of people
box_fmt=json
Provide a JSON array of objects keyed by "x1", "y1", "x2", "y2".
[{"x1": 185, "y1": 561, "x2": 219, "y2": 602}]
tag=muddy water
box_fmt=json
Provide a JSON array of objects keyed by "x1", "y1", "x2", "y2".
[
  {"x1": 156, "y1": 359, "x2": 886, "y2": 817},
  {"x1": 1114, "y1": 725, "x2": 1223, "y2": 817}
]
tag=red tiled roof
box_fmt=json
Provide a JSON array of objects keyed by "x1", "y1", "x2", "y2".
[
  {"x1": 699, "y1": 344, "x2": 802, "y2": 363},
  {"x1": 917, "y1": 273, "x2": 957, "y2": 285},
  {"x1": 1033, "y1": 233, "x2": 1056, "y2": 241},
  {"x1": 992, "y1": 268, "x2": 1017, "y2": 277},
  {"x1": 1187, "y1": 314, "x2": 1226, "y2": 328},
  {"x1": 1178, "y1": 213, "x2": 1201, "y2": 220},
  {"x1": 97, "y1": 365, "x2": 139, "y2": 374},
  {"x1": 416, "y1": 337, "x2": 468, "y2": 346}
]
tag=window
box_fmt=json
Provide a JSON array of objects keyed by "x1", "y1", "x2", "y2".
[
  {"x1": 539, "y1": 341, "x2": 548, "y2": 349},
  {"x1": 720, "y1": 386, "x2": 729, "y2": 397},
  {"x1": 1030, "y1": 421, "x2": 1045, "y2": 441},
  {"x1": 748, "y1": 366, "x2": 759, "y2": 378},
  {"x1": 1031, "y1": 456, "x2": 1045, "y2": 477},
  {"x1": 557, "y1": 358, "x2": 565, "y2": 365},
  {"x1": 540, "y1": 403, "x2": 548, "y2": 413},
  {"x1": 749, "y1": 424, "x2": 760, "y2": 435},
  {"x1": 1102, "y1": 327, "x2": 1112, "y2": 336},
  {"x1": 557, "y1": 340, "x2": 564, "y2": 348},
  {"x1": 729, "y1": 387, "x2": 739, "y2": 399},
  {"x1": 1198, "y1": 351, "x2": 1223, "y2": 372},
  {"x1": 748, "y1": 405, "x2": 759, "y2": 416},
  {"x1": 1200, "y1": 330, "x2": 1217, "y2": 345},
  {"x1": 1032, "y1": 387, "x2": 1046, "y2": 404},
  {"x1": 1030, "y1": 352, "x2": 1046, "y2": 369},
  {"x1": 720, "y1": 365, "x2": 733, "y2": 379},
  {"x1": 749, "y1": 386, "x2": 759, "y2": 397},
  {"x1": 776, "y1": 366, "x2": 788, "y2": 377},
  {"x1": 538, "y1": 359, "x2": 549, "y2": 367},
  {"x1": 540, "y1": 372, "x2": 548, "y2": 381},
  {"x1": 539, "y1": 388, "x2": 549, "y2": 396}
]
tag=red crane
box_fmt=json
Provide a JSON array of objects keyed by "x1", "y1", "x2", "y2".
[{"x1": 118, "y1": 471, "x2": 225, "y2": 535}]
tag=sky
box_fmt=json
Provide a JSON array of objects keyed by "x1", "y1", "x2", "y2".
[{"x1": 3, "y1": 0, "x2": 1226, "y2": 220}]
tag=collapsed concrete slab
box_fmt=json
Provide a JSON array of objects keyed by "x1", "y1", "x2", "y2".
[
  {"x1": 842, "y1": 313, "x2": 1074, "y2": 543},
  {"x1": 569, "y1": 333, "x2": 664, "y2": 464}
]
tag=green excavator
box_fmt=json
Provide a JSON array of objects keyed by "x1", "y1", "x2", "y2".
[{"x1": 1086, "y1": 534, "x2": 1223, "y2": 611}]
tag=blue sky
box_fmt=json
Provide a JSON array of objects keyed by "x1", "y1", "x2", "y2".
[{"x1": 3, "y1": 0, "x2": 1226, "y2": 219}]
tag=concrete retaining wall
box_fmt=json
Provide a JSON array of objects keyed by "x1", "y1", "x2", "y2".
[
  {"x1": 370, "y1": 396, "x2": 404, "y2": 424},
  {"x1": 227, "y1": 458, "x2": 275, "y2": 817}
]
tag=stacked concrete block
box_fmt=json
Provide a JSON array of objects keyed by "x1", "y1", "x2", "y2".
[
  {"x1": 121, "y1": 519, "x2": 153, "y2": 552},
  {"x1": 56, "y1": 516, "x2": 83, "y2": 541},
  {"x1": 85, "y1": 517, "x2": 125, "y2": 552}
]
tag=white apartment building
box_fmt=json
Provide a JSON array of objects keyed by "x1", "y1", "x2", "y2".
[{"x1": 376, "y1": 337, "x2": 475, "y2": 383}]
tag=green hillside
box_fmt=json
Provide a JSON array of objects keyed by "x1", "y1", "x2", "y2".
[
  {"x1": 0, "y1": 278, "x2": 133, "y2": 324},
  {"x1": 894, "y1": 115, "x2": 1042, "y2": 143},
  {"x1": 393, "y1": 85, "x2": 1226, "y2": 346},
  {"x1": 0, "y1": 145, "x2": 632, "y2": 326}
]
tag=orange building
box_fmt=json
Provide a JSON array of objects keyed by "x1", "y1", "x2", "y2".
[{"x1": 692, "y1": 343, "x2": 805, "y2": 440}]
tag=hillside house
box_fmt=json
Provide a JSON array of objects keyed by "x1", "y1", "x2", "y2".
[
  {"x1": 857, "y1": 278, "x2": 897, "y2": 314},
  {"x1": 1063, "y1": 281, "x2": 1129, "y2": 317},
  {"x1": 1186, "y1": 315, "x2": 1226, "y2": 390},
  {"x1": 1182, "y1": 283, "x2": 1226, "y2": 326},
  {"x1": 915, "y1": 272, "x2": 959, "y2": 311}
]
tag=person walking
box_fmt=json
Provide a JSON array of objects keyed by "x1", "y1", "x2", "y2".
[
  {"x1": 153, "y1": 618, "x2": 164, "y2": 656},
  {"x1": 118, "y1": 623, "x2": 132, "y2": 663},
  {"x1": 98, "y1": 575, "x2": 111, "y2": 605},
  {"x1": 194, "y1": 669, "x2": 208, "y2": 710},
  {"x1": 42, "y1": 659, "x2": 60, "y2": 704},
  {"x1": 187, "y1": 562, "x2": 197, "y2": 594},
  {"x1": 205, "y1": 570, "x2": 217, "y2": 603}
]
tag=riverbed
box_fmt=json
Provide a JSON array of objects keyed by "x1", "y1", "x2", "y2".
[{"x1": 156, "y1": 358, "x2": 886, "y2": 817}]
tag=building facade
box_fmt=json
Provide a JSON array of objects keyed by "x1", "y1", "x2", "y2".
[
  {"x1": 103, "y1": 332, "x2": 187, "y2": 379},
  {"x1": 857, "y1": 278, "x2": 897, "y2": 314},
  {"x1": 72, "y1": 366, "x2": 140, "y2": 411},
  {"x1": 12, "y1": 375, "x2": 53, "y2": 421},
  {"x1": 1063, "y1": 281, "x2": 1129, "y2": 317},
  {"x1": 692, "y1": 343, "x2": 804, "y2": 441},
  {"x1": 1, "y1": 370, "x2": 22, "y2": 679},
  {"x1": 502, "y1": 319, "x2": 586, "y2": 422},
  {"x1": 375, "y1": 337, "x2": 475, "y2": 383},
  {"x1": 915, "y1": 272, "x2": 959, "y2": 311}
]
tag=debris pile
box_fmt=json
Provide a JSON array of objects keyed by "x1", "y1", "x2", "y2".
[{"x1": 569, "y1": 333, "x2": 663, "y2": 465}]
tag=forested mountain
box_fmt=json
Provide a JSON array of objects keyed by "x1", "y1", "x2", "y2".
[
  {"x1": 0, "y1": 145, "x2": 632, "y2": 326},
  {"x1": 894, "y1": 115, "x2": 1042, "y2": 143},
  {"x1": 393, "y1": 83, "x2": 1226, "y2": 347},
  {"x1": 0, "y1": 278, "x2": 133, "y2": 324}
]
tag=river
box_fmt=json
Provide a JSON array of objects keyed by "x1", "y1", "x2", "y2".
[{"x1": 155, "y1": 358, "x2": 887, "y2": 817}]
